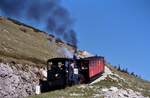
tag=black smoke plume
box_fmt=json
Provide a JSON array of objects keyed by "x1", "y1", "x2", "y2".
[{"x1": 0, "y1": 0, "x2": 77, "y2": 46}]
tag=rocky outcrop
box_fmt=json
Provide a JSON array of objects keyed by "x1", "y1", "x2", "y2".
[{"x1": 0, "y1": 63, "x2": 39, "y2": 98}]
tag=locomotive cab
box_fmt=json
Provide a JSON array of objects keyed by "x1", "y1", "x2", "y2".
[
  {"x1": 47, "y1": 58, "x2": 74, "y2": 86},
  {"x1": 40, "y1": 58, "x2": 74, "y2": 92}
]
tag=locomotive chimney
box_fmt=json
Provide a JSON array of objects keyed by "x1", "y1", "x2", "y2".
[{"x1": 73, "y1": 45, "x2": 78, "y2": 60}]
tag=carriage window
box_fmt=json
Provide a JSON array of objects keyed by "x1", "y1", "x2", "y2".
[
  {"x1": 58, "y1": 62, "x2": 62, "y2": 68},
  {"x1": 91, "y1": 61, "x2": 94, "y2": 66},
  {"x1": 47, "y1": 62, "x2": 53, "y2": 70},
  {"x1": 99, "y1": 60, "x2": 101, "y2": 65},
  {"x1": 93, "y1": 60, "x2": 95, "y2": 66},
  {"x1": 65, "y1": 61, "x2": 69, "y2": 68}
]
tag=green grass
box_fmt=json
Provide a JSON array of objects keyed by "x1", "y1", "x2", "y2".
[
  {"x1": 27, "y1": 79, "x2": 123, "y2": 98},
  {"x1": 28, "y1": 85, "x2": 104, "y2": 98}
]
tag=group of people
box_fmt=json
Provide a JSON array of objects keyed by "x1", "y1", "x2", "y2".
[
  {"x1": 47, "y1": 61, "x2": 79, "y2": 86},
  {"x1": 38, "y1": 60, "x2": 80, "y2": 93}
]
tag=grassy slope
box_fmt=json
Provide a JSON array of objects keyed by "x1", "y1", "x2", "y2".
[
  {"x1": 28, "y1": 85, "x2": 104, "y2": 98},
  {"x1": 28, "y1": 65, "x2": 150, "y2": 98},
  {"x1": 0, "y1": 17, "x2": 65, "y2": 65},
  {"x1": 108, "y1": 64, "x2": 150, "y2": 97}
]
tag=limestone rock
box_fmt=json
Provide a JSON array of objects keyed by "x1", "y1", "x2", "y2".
[{"x1": 0, "y1": 63, "x2": 39, "y2": 98}]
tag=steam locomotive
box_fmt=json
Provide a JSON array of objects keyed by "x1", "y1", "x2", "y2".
[{"x1": 40, "y1": 56, "x2": 105, "y2": 92}]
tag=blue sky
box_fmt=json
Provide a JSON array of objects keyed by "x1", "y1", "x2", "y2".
[
  {"x1": 0, "y1": 0, "x2": 149, "y2": 81},
  {"x1": 62, "y1": 0, "x2": 150, "y2": 81}
]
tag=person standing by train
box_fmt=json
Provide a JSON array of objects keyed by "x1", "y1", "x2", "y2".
[
  {"x1": 73, "y1": 54, "x2": 79, "y2": 84},
  {"x1": 58, "y1": 62, "x2": 66, "y2": 88},
  {"x1": 73, "y1": 61, "x2": 79, "y2": 84},
  {"x1": 69, "y1": 61, "x2": 79, "y2": 85},
  {"x1": 68, "y1": 61, "x2": 74, "y2": 85}
]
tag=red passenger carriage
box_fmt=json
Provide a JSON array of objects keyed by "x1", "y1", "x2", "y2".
[{"x1": 77, "y1": 56, "x2": 105, "y2": 83}]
